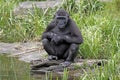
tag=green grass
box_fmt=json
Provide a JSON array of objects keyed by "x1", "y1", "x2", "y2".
[{"x1": 0, "y1": 0, "x2": 120, "y2": 80}]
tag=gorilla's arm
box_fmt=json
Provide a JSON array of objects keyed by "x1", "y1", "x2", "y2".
[
  {"x1": 63, "y1": 34, "x2": 83, "y2": 44},
  {"x1": 63, "y1": 19, "x2": 83, "y2": 44}
]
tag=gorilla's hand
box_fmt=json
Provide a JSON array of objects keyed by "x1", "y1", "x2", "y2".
[
  {"x1": 43, "y1": 32, "x2": 56, "y2": 40},
  {"x1": 51, "y1": 35, "x2": 63, "y2": 44},
  {"x1": 51, "y1": 35, "x2": 71, "y2": 44},
  {"x1": 47, "y1": 32, "x2": 54, "y2": 39},
  {"x1": 63, "y1": 35, "x2": 72, "y2": 42},
  {"x1": 64, "y1": 35, "x2": 71, "y2": 39}
]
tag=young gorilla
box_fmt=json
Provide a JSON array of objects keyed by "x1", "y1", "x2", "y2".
[{"x1": 42, "y1": 9, "x2": 83, "y2": 67}]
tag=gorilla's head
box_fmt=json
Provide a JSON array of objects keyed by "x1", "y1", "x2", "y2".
[{"x1": 54, "y1": 9, "x2": 69, "y2": 29}]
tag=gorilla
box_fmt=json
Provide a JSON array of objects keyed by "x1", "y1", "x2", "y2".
[{"x1": 42, "y1": 9, "x2": 83, "y2": 67}]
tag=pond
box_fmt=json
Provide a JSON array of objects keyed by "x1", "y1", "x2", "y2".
[
  {"x1": 0, "y1": 54, "x2": 81, "y2": 80},
  {"x1": 0, "y1": 54, "x2": 106, "y2": 80},
  {"x1": 0, "y1": 54, "x2": 40, "y2": 80}
]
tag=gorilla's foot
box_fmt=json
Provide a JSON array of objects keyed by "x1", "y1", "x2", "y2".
[
  {"x1": 48, "y1": 55, "x2": 58, "y2": 60},
  {"x1": 60, "y1": 61, "x2": 71, "y2": 67}
]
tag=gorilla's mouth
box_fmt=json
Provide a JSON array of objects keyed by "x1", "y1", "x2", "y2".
[
  {"x1": 59, "y1": 25, "x2": 64, "y2": 29},
  {"x1": 58, "y1": 24, "x2": 65, "y2": 29}
]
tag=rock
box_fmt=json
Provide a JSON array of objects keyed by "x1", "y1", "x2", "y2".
[
  {"x1": 13, "y1": 0, "x2": 112, "y2": 15},
  {"x1": 14, "y1": 1, "x2": 62, "y2": 15},
  {"x1": 100, "y1": 0, "x2": 112, "y2": 2},
  {"x1": 18, "y1": 50, "x2": 46, "y2": 63},
  {"x1": 0, "y1": 42, "x2": 47, "y2": 63},
  {"x1": 0, "y1": 42, "x2": 21, "y2": 54},
  {"x1": 30, "y1": 59, "x2": 107, "y2": 79}
]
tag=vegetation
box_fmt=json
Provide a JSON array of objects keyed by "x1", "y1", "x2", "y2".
[{"x1": 0, "y1": 0, "x2": 119, "y2": 80}]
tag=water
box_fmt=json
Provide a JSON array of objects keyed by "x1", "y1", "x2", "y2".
[
  {"x1": 0, "y1": 55, "x2": 65, "y2": 80},
  {"x1": 0, "y1": 54, "x2": 36, "y2": 80}
]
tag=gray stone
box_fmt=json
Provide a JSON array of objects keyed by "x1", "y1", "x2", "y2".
[
  {"x1": 13, "y1": 0, "x2": 112, "y2": 15},
  {"x1": 30, "y1": 59, "x2": 107, "y2": 79},
  {"x1": 14, "y1": 1, "x2": 62, "y2": 15},
  {"x1": 0, "y1": 42, "x2": 47, "y2": 63}
]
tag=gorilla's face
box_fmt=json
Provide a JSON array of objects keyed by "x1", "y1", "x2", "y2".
[
  {"x1": 54, "y1": 9, "x2": 69, "y2": 30},
  {"x1": 56, "y1": 16, "x2": 68, "y2": 29}
]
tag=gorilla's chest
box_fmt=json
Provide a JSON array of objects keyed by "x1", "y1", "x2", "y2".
[{"x1": 51, "y1": 26, "x2": 71, "y2": 35}]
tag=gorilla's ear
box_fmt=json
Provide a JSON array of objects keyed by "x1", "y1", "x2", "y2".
[{"x1": 66, "y1": 14, "x2": 70, "y2": 19}]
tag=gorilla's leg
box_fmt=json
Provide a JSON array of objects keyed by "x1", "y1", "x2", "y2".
[
  {"x1": 42, "y1": 39, "x2": 57, "y2": 60},
  {"x1": 54, "y1": 44, "x2": 69, "y2": 59},
  {"x1": 62, "y1": 44, "x2": 79, "y2": 67},
  {"x1": 66, "y1": 44, "x2": 79, "y2": 61}
]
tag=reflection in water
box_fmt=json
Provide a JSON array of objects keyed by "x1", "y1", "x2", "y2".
[
  {"x1": 0, "y1": 55, "x2": 40, "y2": 80},
  {"x1": 0, "y1": 55, "x2": 71, "y2": 80}
]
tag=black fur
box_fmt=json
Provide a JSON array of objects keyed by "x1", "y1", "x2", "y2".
[{"x1": 42, "y1": 9, "x2": 83, "y2": 66}]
